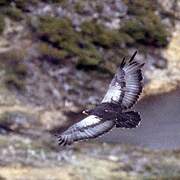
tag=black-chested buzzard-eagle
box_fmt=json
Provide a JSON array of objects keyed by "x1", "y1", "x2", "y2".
[{"x1": 57, "y1": 51, "x2": 144, "y2": 146}]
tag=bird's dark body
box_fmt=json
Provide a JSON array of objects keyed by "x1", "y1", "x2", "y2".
[
  {"x1": 57, "y1": 51, "x2": 144, "y2": 146},
  {"x1": 88, "y1": 102, "x2": 122, "y2": 121},
  {"x1": 87, "y1": 102, "x2": 140, "y2": 129}
]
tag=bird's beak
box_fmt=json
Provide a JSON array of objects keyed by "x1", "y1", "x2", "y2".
[{"x1": 82, "y1": 110, "x2": 88, "y2": 115}]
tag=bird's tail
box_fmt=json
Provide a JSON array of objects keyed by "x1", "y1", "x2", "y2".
[{"x1": 115, "y1": 111, "x2": 141, "y2": 129}]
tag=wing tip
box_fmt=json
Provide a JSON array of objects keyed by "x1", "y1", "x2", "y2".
[
  {"x1": 129, "y1": 50, "x2": 138, "y2": 63},
  {"x1": 58, "y1": 136, "x2": 65, "y2": 146},
  {"x1": 120, "y1": 57, "x2": 126, "y2": 67},
  {"x1": 119, "y1": 50, "x2": 139, "y2": 68},
  {"x1": 57, "y1": 134, "x2": 72, "y2": 146}
]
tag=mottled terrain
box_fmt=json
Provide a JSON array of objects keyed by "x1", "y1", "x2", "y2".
[{"x1": 0, "y1": 0, "x2": 180, "y2": 179}]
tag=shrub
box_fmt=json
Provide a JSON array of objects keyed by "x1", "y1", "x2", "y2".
[
  {"x1": 81, "y1": 21, "x2": 134, "y2": 48},
  {"x1": 0, "y1": 15, "x2": 5, "y2": 35},
  {"x1": 0, "y1": 0, "x2": 11, "y2": 6},
  {"x1": 37, "y1": 16, "x2": 77, "y2": 49},
  {"x1": 124, "y1": 0, "x2": 156, "y2": 15},
  {"x1": 14, "y1": 0, "x2": 38, "y2": 11},
  {"x1": 36, "y1": 16, "x2": 102, "y2": 66},
  {"x1": 38, "y1": 43, "x2": 68, "y2": 64},
  {"x1": 5, "y1": 74, "x2": 26, "y2": 90},
  {"x1": 121, "y1": 13, "x2": 169, "y2": 47},
  {"x1": 122, "y1": 0, "x2": 170, "y2": 47},
  {"x1": 0, "y1": 50, "x2": 27, "y2": 90},
  {"x1": 76, "y1": 45, "x2": 102, "y2": 66},
  {"x1": 35, "y1": 6, "x2": 170, "y2": 71},
  {"x1": 3, "y1": 7, "x2": 24, "y2": 21},
  {"x1": 74, "y1": 1, "x2": 87, "y2": 14}
]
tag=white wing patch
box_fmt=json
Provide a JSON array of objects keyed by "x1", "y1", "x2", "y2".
[
  {"x1": 66, "y1": 115, "x2": 101, "y2": 133},
  {"x1": 102, "y1": 85, "x2": 123, "y2": 103},
  {"x1": 101, "y1": 51, "x2": 144, "y2": 109}
]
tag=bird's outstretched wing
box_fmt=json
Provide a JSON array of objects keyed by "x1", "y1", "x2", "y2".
[
  {"x1": 57, "y1": 115, "x2": 114, "y2": 146},
  {"x1": 101, "y1": 51, "x2": 144, "y2": 109}
]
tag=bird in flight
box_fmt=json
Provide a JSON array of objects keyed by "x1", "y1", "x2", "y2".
[{"x1": 57, "y1": 51, "x2": 144, "y2": 146}]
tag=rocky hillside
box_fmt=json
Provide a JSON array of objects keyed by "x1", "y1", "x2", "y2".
[
  {"x1": 0, "y1": 0, "x2": 180, "y2": 179},
  {"x1": 0, "y1": 0, "x2": 179, "y2": 133}
]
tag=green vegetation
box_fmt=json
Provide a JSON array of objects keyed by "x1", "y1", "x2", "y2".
[
  {"x1": 0, "y1": 15, "x2": 5, "y2": 35},
  {"x1": 14, "y1": 0, "x2": 38, "y2": 11},
  {"x1": 0, "y1": 50, "x2": 28, "y2": 90},
  {"x1": 124, "y1": 0, "x2": 156, "y2": 15},
  {"x1": 0, "y1": 0, "x2": 170, "y2": 71},
  {"x1": 38, "y1": 43, "x2": 68, "y2": 64},
  {"x1": 36, "y1": 16, "x2": 102, "y2": 67},
  {"x1": 0, "y1": 111, "x2": 13, "y2": 126},
  {"x1": 34, "y1": 0, "x2": 169, "y2": 69},
  {"x1": 80, "y1": 21, "x2": 132, "y2": 48},
  {"x1": 121, "y1": 15, "x2": 169, "y2": 47},
  {"x1": 74, "y1": 1, "x2": 87, "y2": 14},
  {"x1": 122, "y1": 0, "x2": 170, "y2": 47},
  {"x1": 35, "y1": 16, "x2": 137, "y2": 68},
  {"x1": 3, "y1": 7, "x2": 24, "y2": 21},
  {"x1": 0, "y1": 0, "x2": 11, "y2": 6}
]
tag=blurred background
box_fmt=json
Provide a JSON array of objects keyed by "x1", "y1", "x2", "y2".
[{"x1": 0, "y1": 0, "x2": 180, "y2": 179}]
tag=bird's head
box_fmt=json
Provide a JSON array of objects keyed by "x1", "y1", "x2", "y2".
[{"x1": 82, "y1": 109, "x2": 92, "y2": 115}]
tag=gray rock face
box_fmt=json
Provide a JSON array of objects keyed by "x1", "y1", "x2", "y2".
[
  {"x1": 31, "y1": 0, "x2": 128, "y2": 29},
  {"x1": 158, "y1": 0, "x2": 180, "y2": 18}
]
